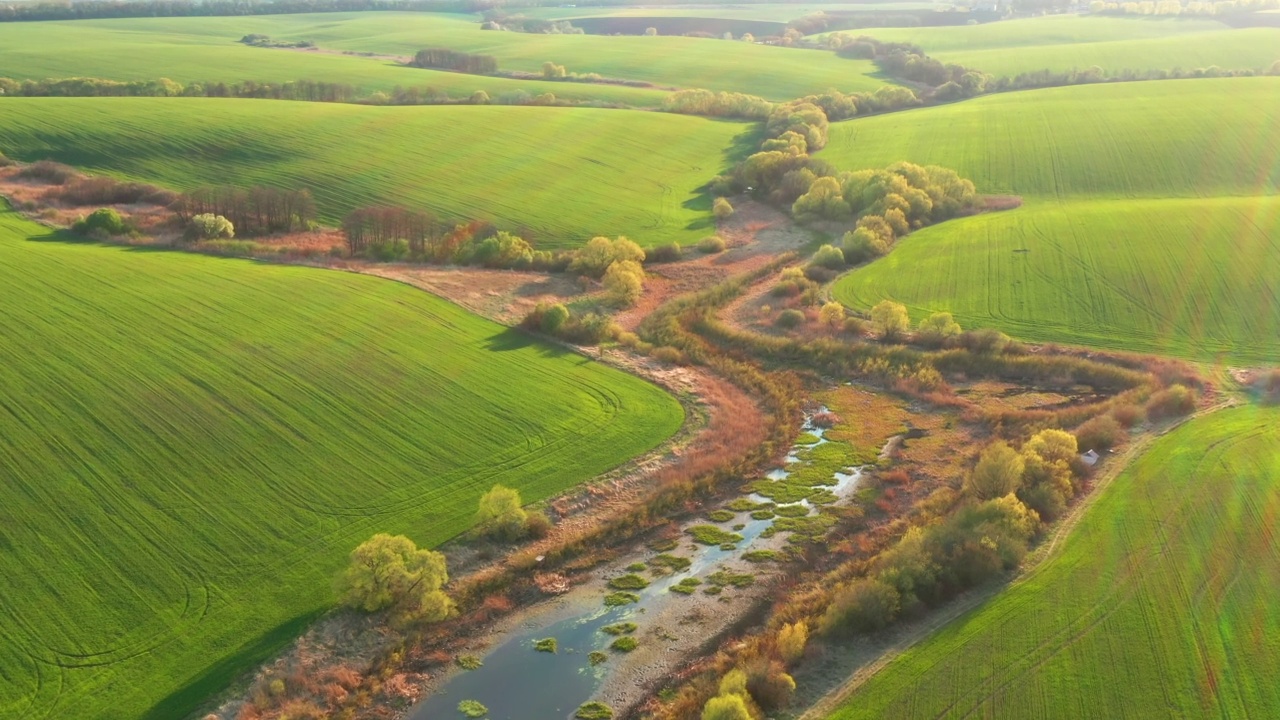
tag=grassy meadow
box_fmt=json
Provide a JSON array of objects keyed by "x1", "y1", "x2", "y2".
[
  {"x1": 829, "y1": 404, "x2": 1280, "y2": 718},
  {"x1": 0, "y1": 203, "x2": 683, "y2": 720},
  {"x1": 0, "y1": 18, "x2": 672, "y2": 106},
  {"x1": 841, "y1": 15, "x2": 1280, "y2": 76},
  {"x1": 822, "y1": 78, "x2": 1280, "y2": 199},
  {"x1": 829, "y1": 78, "x2": 1280, "y2": 361},
  {"x1": 0, "y1": 13, "x2": 889, "y2": 100},
  {"x1": 834, "y1": 196, "x2": 1280, "y2": 362},
  {"x1": 0, "y1": 98, "x2": 751, "y2": 247}
]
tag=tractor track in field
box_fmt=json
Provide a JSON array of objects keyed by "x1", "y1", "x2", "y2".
[{"x1": 796, "y1": 397, "x2": 1239, "y2": 720}]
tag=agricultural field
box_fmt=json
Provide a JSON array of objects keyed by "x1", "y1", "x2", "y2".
[
  {"x1": 828, "y1": 404, "x2": 1280, "y2": 719},
  {"x1": 0, "y1": 202, "x2": 683, "y2": 720},
  {"x1": 525, "y1": 2, "x2": 940, "y2": 23},
  {"x1": 0, "y1": 98, "x2": 751, "y2": 247},
  {"x1": 0, "y1": 18, "x2": 671, "y2": 107},
  {"x1": 0, "y1": 13, "x2": 890, "y2": 100},
  {"x1": 834, "y1": 14, "x2": 1280, "y2": 76},
  {"x1": 830, "y1": 77, "x2": 1280, "y2": 361}
]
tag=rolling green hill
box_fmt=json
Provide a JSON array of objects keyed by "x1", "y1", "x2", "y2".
[
  {"x1": 0, "y1": 98, "x2": 751, "y2": 248},
  {"x1": 0, "y1": 17, "x2": 672, "y2": 107},
  {"x1": 0, "y1": 202, "x2": 683, "y2": 720},
  {"x1": 829, "y1": 78, "x2": 1280, "y2": 361},
  {"x1": 822, "y1": 78, "x2": 1280, "y2": 199},
  {"x1": 834, "y1": 196, "x2": 1280, "y2": 362},
  {"x1": 0, "y1": 12, "x2": 889, "y2": 100},
  {"x1": 845, "y1": 15, "x2": 1280, "y2": 76},
  {"x1": 828, "y1": 403, "x2": 1280, "y2": 718}
]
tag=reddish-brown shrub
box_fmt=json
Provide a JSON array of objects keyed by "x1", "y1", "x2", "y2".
[
  {"x1": 880, "y1": 469, "x2": 910, "y2": 486},
  {"x1": 16, "y1": 160, "x2": 78, "y2": 185},
  {"x1": 1111, "y1": 403, "x2": 1146, "y2": 428},
  {"x1": 1073, "y1": 414, "x2": 1124, "y2": 452},
  {"x1": 1146, "y1": 384, "x2": 1196, "y2": 420},
  {"x1": 743, "y1": 657, "x2": 796, "y2": 711}
]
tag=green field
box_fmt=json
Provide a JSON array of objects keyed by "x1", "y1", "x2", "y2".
[
  {"x1": 526, "y1": 3, "x2": 939, "y2": 23},
  {"x1": 0, "y1": 17, "x2": 672, "y2": 107},
  {"x1": 842, "y1": 15, "x2": 1280, "y2": 76},
  {"x1": 0, "y1": 12, "x2": 888, "y2": 100},
  {"x1": 829, "y1": 404, "x2": 1280, "y2": 718},
  {"x1": 829, "y1": 78, "x2": 1280, "y2": 361},
  {"x1": 0, "y1": 203, "x2": 683, "y2": 720},
  {"x1": 0, "y1": 98, "x2": 750, "y2": 248},
  {"x1": 834, "y1": 197, "x2": 1280, "y2": 362},
  {"x1": 821, "y1": 78, "x2": 1280, "y2": 198}
]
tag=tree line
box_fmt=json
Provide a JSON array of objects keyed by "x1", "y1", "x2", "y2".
[
  {"x1": 825, "y1": 30, "x2": 1280, "y2": 102},
  {"x1": 0, "y1": 0, "x2": 542, "y2": 23},
  {"x1": 173, "y1": 186, "x2": 316, "y2": 236},
  {"x1": 409, "y1": 48, "x2": 499, "y2": 74},
  {"x1": 0, "y1": 76, "x2": 362, "y2": 102},
  {"x1": 0, "y1": 75, "x2": 637, "y2": 109}
]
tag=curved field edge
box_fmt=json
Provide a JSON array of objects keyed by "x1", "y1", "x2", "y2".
[
  {"x1": 840, "y1": 16, "x2": 1280, "y2": 77},
  {"x1": 0, "y1": 203, "x2": 684, "y2": 720},
  {"x1": 4, "y1": 13, "x2": 888, "y2": 100},
  {"x1": 831, "y1": 196, "x2": 1280, "y2": 364},
  {"x1": 826, "y1": 403, "x2": 1280, "y2": 719},
  {"x1": 0, "y1": 98, "x2": 754, "y2": 248},
  {"x1": 822, "y1": 77, "x2": 1280, "y2": 200}
]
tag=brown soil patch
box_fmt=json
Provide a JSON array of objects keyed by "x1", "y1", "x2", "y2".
[
  {"x1": 614, "y1": 199, "x2": 813, "y2": 331},
  {"x1": 359, "y1": 264, "x2": 590, "y2": 326}
]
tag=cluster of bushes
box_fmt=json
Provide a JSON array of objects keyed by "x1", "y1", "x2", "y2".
[
  {"x1": 343, "y1": 211, "x2": 651, "y2": 303},
  {"x1": 829, "y1": 34, "x2": 989, "y2": 99},
  {"x1": 48, "y1": 174, "x2": 177, "y2": 206},
  {"x1": 238, "y1": 33, "x2": 313, "y2": 48},
  {"x1": 474, "y1": 484, "x2": 551, "y2": 543},
  {"x1": 480, "y1": 12, "x2": 583, "y2": 34},
  {"x1": 71, "y1": 207, "x2": 133, "y2": 239},
  {"x1": 663, "y1": 89, "x2": 775, "y2": 119},
  {"x1": 409, "y1": 48, "x2": 499, "y2": 74},
  {"x1": 173, "y1": 185, "x2": 315, "y2": 236},
  {"x1": 712, "y1": 106, "x2": 978, "y2": 249}
]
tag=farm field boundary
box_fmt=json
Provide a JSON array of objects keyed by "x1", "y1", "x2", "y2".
[
  {"x1": 821, "y1": 402, "x2": 1280, "y2": 718},
  {"x1": 0, "y1": 202, "x2": 683, "y2": 720}
]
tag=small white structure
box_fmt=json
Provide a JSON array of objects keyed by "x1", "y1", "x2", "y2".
[{"x1": 1080, "y1": 449, "x2": 1100, "y2": 467}]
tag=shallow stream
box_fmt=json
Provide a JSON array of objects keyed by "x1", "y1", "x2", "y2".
[{"x1": 410, "y1": 414, "x2": 861, "y2": 720}]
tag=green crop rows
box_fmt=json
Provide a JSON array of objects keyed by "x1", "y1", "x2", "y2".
[
  {"x1": 831, "y1": 404, "x2": 1280, "y2": 718},
  {"x1": 830, "y1": 78, "x2": 1280, "y2": 361},
  {"x1": 0, "y1": 204, "x2": 682, "y2": 719},
  {"x1": 0, "y1": 98, "x2": 751, "y2": 248}
]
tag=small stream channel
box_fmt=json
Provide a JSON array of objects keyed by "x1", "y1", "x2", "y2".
[{"x1": 410, "y1": 413, "x2": 862, "y2": 720}]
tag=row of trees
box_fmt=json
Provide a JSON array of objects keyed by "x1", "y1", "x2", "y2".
[
  {"x1": 340, "y1": 205, "x2": 649, "y2": 307},
  {"x1": 173, "y1": 186, "x2": 316, "y2": 236},
  {"x1": 0, "y1": 74, "x2": 637, "y2": 110},
  {"x1": 663, "y1": 89, "x2": 774, "y2": 119},
  {"x1": 409, "y1": 47, "x2": 499, "y2": 74},
  {"x1": 0, "y1": 0, "x2": 533, "y2": 23},
  {"x1": 342, "y1": 206, "x2": 447, "y2": 257},
  {"x1": 0, "y1": 76, "x2": 363, "y2": 102}
]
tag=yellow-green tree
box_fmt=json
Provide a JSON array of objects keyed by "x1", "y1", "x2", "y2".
[
  {"x1": 603, "y1": 260, "x2": 645, "y2": 307},
  {"x1": 477, "y1": 484, "x2": 528, "y2": 541},
  {"x1": 870, "y1": 300, "x2": 910, "y2": 340},
  {"x1": 337, "y1": 533, "x2": 453, "y2": 622}
]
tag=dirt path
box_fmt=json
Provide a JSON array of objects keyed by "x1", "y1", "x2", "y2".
[{"x1": 795, "y1": 398, "x2": 1240, "y2": 720}]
